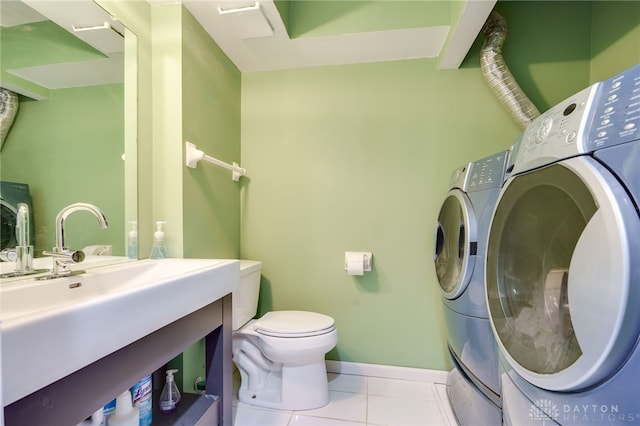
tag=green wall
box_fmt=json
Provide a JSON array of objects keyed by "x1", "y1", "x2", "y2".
[
  {"x1": 590, "y1": 1, "x2": 640, "y2": 82},
  {"x1": 240, "y1": 60, "x2": 517, "y2": 369},
  {"x1": 1, "y1": 85, "x2": 125, "y2": 255},
  {"x1": 288, "y1": 1, "x2": 451, "y2": 38},
  {"x1": 239, "y1": 0, "x2": 639, "y2": 371},
  {"x1": 179, "y1": 5, "x2": 243, "y2": 390},
  {"x1": 181, "y1": 7, "x2": 242, "y2": 260},
  {"x1": 491, "y1": 1, "x2": 592, "y2": 111}
]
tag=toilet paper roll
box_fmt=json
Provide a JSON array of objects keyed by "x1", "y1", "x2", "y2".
[{"x1": 345, "y1": 252, "x2": 365, "y2": 276}]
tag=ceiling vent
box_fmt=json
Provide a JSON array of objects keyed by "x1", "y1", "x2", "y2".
[
  {"x1": 21, "y1": 0, "x2": 124, "y2": 54},
  {"x1": 218, "y1": 2, "x2": 274, "y2": 39},
  {"x1": 71, "y1": 21, "x2": 124, "y2": 54}
]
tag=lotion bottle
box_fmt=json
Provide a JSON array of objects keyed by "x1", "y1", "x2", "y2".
[
  {"x1": 159, "y1": 369, "x2": 181, "y2": 413},
  {"x1": 149, "y1": 221, "x2": 168, "y2": 259}
]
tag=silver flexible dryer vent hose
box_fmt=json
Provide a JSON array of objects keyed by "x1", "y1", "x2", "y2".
[
  {"x1": 0, "y1": 88, "x2": 19, "y2": 151},
  {"x1": 481, "y1": 11, "x2": 540, "y2": 129}
]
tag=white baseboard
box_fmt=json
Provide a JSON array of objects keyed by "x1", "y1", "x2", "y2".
[{"x1": 325, "y1": 360, "x2": 448, "y2": 384}]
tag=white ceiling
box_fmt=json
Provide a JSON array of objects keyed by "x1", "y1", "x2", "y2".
[
  {"x1": 177, "y1": 0, "x2": 496, "y2": 72},
  {"x1": 0, "y1": 0, "x2": 46, "y2": 26},
  {"x1": 1, "y1": 0, "x2": 124, "y2": 98},
  {"x1": 9, "y1": 53, "x2": 125, "y2": 90},
  {"x1": 3, "y1": 0, "x2": 496, "y2": 97},
  {"x1": 1, "y1": 0, "x2": 124, "y2": 52}
]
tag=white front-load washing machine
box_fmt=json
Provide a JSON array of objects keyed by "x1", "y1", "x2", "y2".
[
  {"x1": 435, "y1": 149, "x2": 510, "y2": 425},
  {"x1": 486, "y1": 64, "x2": 640, "y2": 425},
  {"x1": 0, "y1": 181, "x2": 35, "y2": 251}
]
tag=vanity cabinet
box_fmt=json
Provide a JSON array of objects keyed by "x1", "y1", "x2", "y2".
[{"x1": 3, "y1": 294, "x2": 233, "y2": 426}]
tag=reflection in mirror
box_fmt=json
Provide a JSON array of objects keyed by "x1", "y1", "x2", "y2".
[{"x1": 0, "y1": 0, "x2": 137, "y2": 267}]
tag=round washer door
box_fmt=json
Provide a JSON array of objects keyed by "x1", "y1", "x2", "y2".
[
  {"x1": 486, "y1": 156, "x2": 640, "y2": 391},
  {"x1": 434, "y1": 189, "x2": 477, "y2": 299},
  {"x1": 1, "y1": 200, "x2": 17, "y2": 250}
]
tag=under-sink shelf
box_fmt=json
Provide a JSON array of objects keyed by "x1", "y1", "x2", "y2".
[{"x1": 151, "y1": 392, "x2": 219, "y2": 426}]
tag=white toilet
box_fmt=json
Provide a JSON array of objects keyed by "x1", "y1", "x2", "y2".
[{"x1": 232, "y1": 260, "x2": 338, "y2": 410}]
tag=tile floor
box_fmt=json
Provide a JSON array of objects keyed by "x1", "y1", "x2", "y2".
[{"x1": 232, "y1": 371, "x2": 458, "y2": 426}]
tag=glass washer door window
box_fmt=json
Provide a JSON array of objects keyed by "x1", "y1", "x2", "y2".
[
  {"x1": 486, "y1": 157, "x2": 640, "y2": 391},
  {"x1": 1, "y1": 201, "x2": 17, "y2": 250},
  {"x1": 434, "y1": 189, "x2": 477, "y2": 299}
]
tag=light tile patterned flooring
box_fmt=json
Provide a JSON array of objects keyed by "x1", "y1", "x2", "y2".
[{"x1": 232, "y1": 370, "x2": 458, "y2": 426}]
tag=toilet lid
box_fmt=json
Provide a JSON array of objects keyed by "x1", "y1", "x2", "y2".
[{"x1": 254, "y1": 311, "x2": 336, "y2": 338}]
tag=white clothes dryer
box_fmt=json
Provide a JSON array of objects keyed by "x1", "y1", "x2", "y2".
[{"x1": 486, "y1": 64, "x2": 640, "y2": 425}]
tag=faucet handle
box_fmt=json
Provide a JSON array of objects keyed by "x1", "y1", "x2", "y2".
[
  {"x1": 0, "y1": 249, "x2": 18, "y2": 262},
  {"x1": 42, "y1": 249, "x2": 86, "y2": 277},
  {"x1": 42, "y1": 249, "x2": 86, "y2": 263}
]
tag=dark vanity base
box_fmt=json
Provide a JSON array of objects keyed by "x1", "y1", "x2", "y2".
[
  {"x1": 4, "y1": 295, "x2": 233, "y2": 426},
  {"x1": 151, "y1": 392, "x2": 219, "y2": 425}
]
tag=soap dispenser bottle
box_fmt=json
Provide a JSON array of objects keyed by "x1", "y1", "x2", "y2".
[
  {"x1": 127, "y1": 221, "x2": 137, "y2": 259},
  {"x1": 149, "y1": 221, "x2": 168, "y2": 259},
  {"x1": 159, "y1": 369, "x2": 181, "y2": 413}
]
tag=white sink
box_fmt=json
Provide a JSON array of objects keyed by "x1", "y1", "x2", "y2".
[
  {"x1": 1, "y1": 258, "x2": 239, "y2": 406},
  {"x1": 0, "y1": 255, "x2": 132, "y2": 281}
]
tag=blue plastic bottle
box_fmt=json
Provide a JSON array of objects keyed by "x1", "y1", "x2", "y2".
[
  {"x1": 130, "y1": 375, "x2": 152, "y2": 426},
  {"x1": 103, "y1": 398, "x2": 116, "y2": 421}
]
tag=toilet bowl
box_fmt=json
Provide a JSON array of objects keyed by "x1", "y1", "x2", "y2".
[{"x1": 232, "y1": 261, "x2": 338, "y2": 410}]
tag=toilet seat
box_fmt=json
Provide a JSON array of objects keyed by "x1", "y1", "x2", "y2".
[{"x1": 253, "y1": 311, "x2": 336, "y2": 338}]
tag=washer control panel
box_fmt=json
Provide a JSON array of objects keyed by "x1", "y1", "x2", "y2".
[
  {"x1": 586, "y1": 64, "x2": 640, "y2": 150},
  {"x1": 511, "y1": 83, "x2": 599, "y2": 175}
]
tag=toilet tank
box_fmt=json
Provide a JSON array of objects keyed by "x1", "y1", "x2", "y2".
[{"x1": 233, "y1": 260, "x2": 262, "y2": 330}]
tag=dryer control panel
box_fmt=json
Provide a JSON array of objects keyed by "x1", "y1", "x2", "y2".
[
  {"x1": 586, "y1": 64, "x2": 640, "y2": 151},
  {"x1": 467, "y1": 150, "x2": 509, "y2": 192},
  {"x1": 511, "y1": 83, "x2": 600, "y2": 175}
]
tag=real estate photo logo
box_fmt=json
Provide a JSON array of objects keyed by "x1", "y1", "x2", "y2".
[
  {"x1": 529, "y1": 399, "x2": 640, "y2": 424},
  {"x1": 529, "y1": 398, "x2": 560, "y2": 423}
]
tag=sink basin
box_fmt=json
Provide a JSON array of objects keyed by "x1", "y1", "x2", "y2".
[{"x1": 1, "y1": 258, "x2": 239, "y2": 405}]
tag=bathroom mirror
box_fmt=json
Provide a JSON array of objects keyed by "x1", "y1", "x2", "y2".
[{"x1": 0, "y1": 0, "x2": 137, "y2": 262}]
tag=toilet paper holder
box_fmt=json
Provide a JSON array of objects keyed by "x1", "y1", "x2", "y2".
[{"x1": 344, "y1": 251, "x2": 372, "y2": 275}]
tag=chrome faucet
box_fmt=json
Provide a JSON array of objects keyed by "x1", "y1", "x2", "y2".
[
  {"x1": 14, "y1": 203, "x2": 33, "y2": 272},
  {"x1": 54, "y1": 203, "x2": 109, "y2": 253},
  {"x1": 0, "y1": 203, "x2": 41, "y2": 278},
  {"x1": 41, "y1": 203, "x2": 109, "y2": 277}
]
